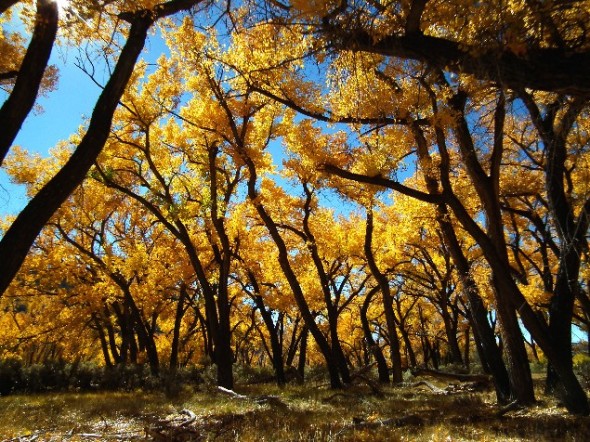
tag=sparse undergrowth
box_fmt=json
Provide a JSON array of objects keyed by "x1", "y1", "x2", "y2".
[{"x1": 1, "y1": 377, "x2": 590, "y2": 442}]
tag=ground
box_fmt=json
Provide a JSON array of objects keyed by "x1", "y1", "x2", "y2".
[{"x1": 1, "y1": 376, "x2": 589, "y2": 441}]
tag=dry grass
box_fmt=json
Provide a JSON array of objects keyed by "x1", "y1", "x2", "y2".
[{"x1": 1, "y1": 381, "x2": 589, "y2": 441}]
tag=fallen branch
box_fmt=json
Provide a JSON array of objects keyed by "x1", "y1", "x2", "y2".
[
  {"x1": 217, "y1": 386, "x2": 247, "y2": 399},
  {"x1": 179, "y1": 408, "x2": 197, "y2": 426},
  {"x1": 254, "y1": 394, "x2": 289, "y2": 409},
  {"x1": 216, "y1": 386, "x2": 288, "y2": 408},
  {"x1": 322, "y1": 392, "x2": 353, "y2": 403},
  {"x1": 411, "y1": 368, "x2": 491, "y2": 384},
  {"x1": 408, "y1": 380, "x2": 447, "y2": 394},
  {"x1": 350, "y1": 373, "x2": 384, "y2": 396},
  {"x1": 337, "y1": 413, "x2": 425, "y2": 436}
]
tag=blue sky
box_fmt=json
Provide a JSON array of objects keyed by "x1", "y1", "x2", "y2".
[
  {"x1": 0, "y1": 23, "x2": 170, "y2": 216},
  {"x1": 0, "y1": 47, "x2": 99, "y2": 215}
]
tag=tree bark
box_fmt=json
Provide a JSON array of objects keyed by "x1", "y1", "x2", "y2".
[
  {"x1": 169, "y1": 284, "x2": 187, "y2": 370},
  {"x1": 321, "y1": 14, "x2": 590, "y2": 96},
  {"x1": 364, "y1": 207, "x2": 404, "y2": 383}
]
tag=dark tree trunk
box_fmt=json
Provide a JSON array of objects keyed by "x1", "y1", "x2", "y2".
[
  {"x1": 401, "y1": 329, "x2": 417, "y2": 369},
  {"x1": 169, "y1": 284, "x2": 187, "y2": 370},
  {"x1": 124, "y1": 288, "x2": 159, "y2": 375},
  {"x1": 253, "y1": 292, "x2": 286, "y2": 386},
  {"x1": 301, "y1": 183, "x2": 351, "y2": 384},
  {"x1": 0, "y1": 0, "x2": 58, "y2": 165},
  {"x1": 242, "y1": 154, "x2": 342, "y2": 388},
  {"x1": 404, "y1": 120, "x2": 512, "y2": 401},
  {"x1": 94, "y1": 317, "x2": 113, "y2": 368},
  {"x1": 364, "y1": 208, "x2": 404, "y2": 383},
  {"x1": 297, "y1": 325, "x2": 308, "y2": 382},
  {"x1": 0, "y1": 0, "x2": 204, "y2": 298},
  {"x1": 463, "y1": 326, "x2": 470, "y2": 369},
  {"x1": 103, "y1": 306, "x2": 121, "y2": 364},
  {"x1": 214, "y1": 297, "x2": 234, "y2": 389},
  {"x1": 441, "y1": 306, "x2": 463, "y2": 365},
  {"x1": 0, "y1": 13, "x2": 154, "y2": 296},
  {"x1": 285, "y1": 316, "x2": 302, "y2": 368},
  {"x1": 360, "y1": 288, "x2": 390, "y2": 383}
]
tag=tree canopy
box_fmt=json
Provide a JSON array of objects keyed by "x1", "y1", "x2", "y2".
[{"x1": 1, "y1": 0, "x2": 590, "y2": 416}]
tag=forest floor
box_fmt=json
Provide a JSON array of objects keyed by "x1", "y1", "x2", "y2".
[{"x1": 1, "y1": 374, "x2": 589, "y2": 441}]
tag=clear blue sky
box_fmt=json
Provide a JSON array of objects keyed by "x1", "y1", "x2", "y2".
[{"x1": 0, "y1": 48, "x2": 99, "y2": 215}]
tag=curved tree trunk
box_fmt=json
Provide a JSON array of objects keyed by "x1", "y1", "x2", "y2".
[
  {"x1": 0, "y1": 13, "x2": 154, "y2": 296},
  {"x1": 242, "y1": 155, "x2": 342, "y2": 388}
]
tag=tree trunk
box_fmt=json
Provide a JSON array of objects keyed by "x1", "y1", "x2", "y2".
[
  {"x1": 169, "y1": 284, "x2": 187, "y2": 370},
  {"x1": 297, "y1": 325, "x2": 308, "y2": 383},
  {"x1": 0, "y1": 13, "x2": 154, "y2": 297},
  {"x1": 364, "y1": 208, "x2": 404, "y2": 383},
  {"x1": 412, "y1": 120, "x2": 512, "y2": 403},
  {"x1": 242, "y1": 155, "x2": 343, "y2": 388},
  {"x1": 252, "y1": 291, "x2": 286, "y2": 386},
  {"x1": 360, "y1": 288, "x2": 390, "y2": 383},
  {"x1": 441, "y1": 307, "x2": 463, "y2": 365},
  {"x1": 463, "y1": 326, "x2": 470, "y2": 369},
  {"x1": 94, "y1": 317, "x2": 113, "y2": 368}
]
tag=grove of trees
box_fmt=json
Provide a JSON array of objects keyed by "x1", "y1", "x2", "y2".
[{"x1": 1, "y1": 0, "x2": 590, "y2": 416}]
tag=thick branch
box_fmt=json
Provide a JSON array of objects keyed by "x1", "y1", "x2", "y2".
[
  {"x1": 321, "y1": 163, "x2": 442, "y2": 204},
  {"x1": 328, "y1": 29, "x2": 590, "y2": 95}
]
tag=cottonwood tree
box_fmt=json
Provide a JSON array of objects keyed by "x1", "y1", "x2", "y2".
[
  {"x1": 0, "y1": 0, "x2": 210, "y2": 298},
  {"x1": 225, "y1": 0, "x2": 589, "y2": 414}
]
